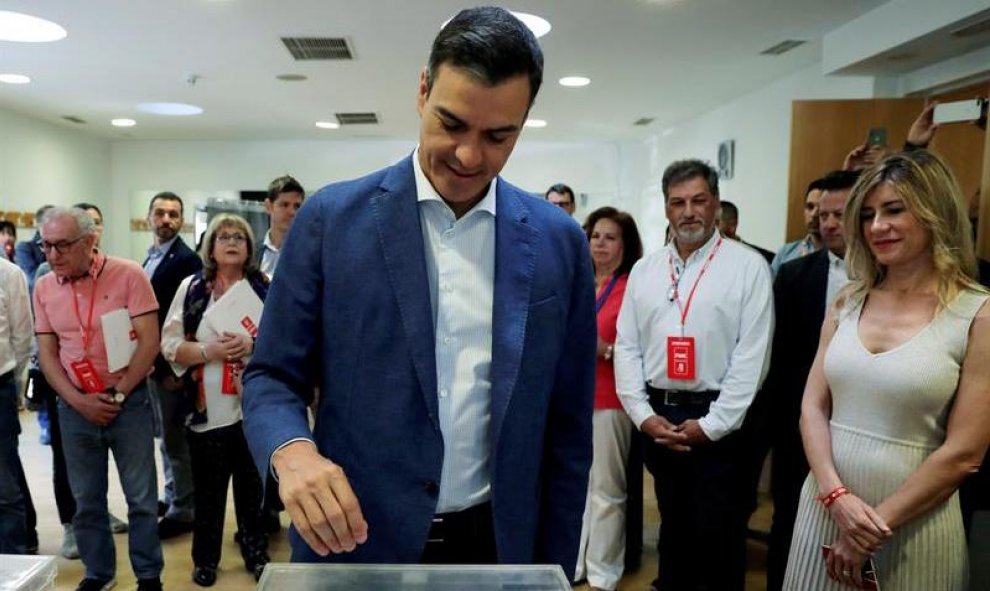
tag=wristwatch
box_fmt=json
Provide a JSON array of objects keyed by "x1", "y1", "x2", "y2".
[
  {"x1": 111, "y1": 389, "x2": 126, "y2": 404},
  {"x1": 603, "y1": 344, "x2": 614, "y2": 360}
]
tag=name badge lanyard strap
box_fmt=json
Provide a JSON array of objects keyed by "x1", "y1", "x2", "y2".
[
  {"x1": 71, "y1": 275, "x2": 99, "y2": 357},
  {"x1": 595, "y1": 274, "x2": 620, "y2": 314},
  {"x1": 667, "y1": 238, "x2": 723, "y2": 337}
]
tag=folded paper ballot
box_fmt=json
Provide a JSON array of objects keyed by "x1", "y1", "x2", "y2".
[
  {"x1": 102, "y1": 308, "x2": 137, "y2": 373},
  {"x1": 202, "y1": 279, "x2": 264, "y2": 338}
]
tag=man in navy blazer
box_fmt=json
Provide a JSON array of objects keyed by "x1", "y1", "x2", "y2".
[{"x1": 242, "y1": 6, "x2": 595, "y2": 578}]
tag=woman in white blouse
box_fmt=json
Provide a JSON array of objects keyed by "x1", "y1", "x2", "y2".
[{"x1": 161, "y1": 213, "x2": 271, "y2": 586}]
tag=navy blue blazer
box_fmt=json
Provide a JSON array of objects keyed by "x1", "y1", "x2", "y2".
[
  {"x1": 146, "y1": 236, "x2": 202, "y2": 378},
  {"x1": 242, "y1": 156, "x2": 596, "y2": 577}
]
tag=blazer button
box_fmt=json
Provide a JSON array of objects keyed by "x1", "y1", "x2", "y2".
[{"x1": 424, "y1": 480, "x2": 439, "y2": 495}]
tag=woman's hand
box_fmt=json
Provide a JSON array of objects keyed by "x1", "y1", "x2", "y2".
[
  {"x1": 218, "y1": 332, "x2": 253, "y2": 361},
  {"x1": 827, "y1": 493, "x2": 892, "y2": 553},
  {"x1": 826, "y1": 534, "x2": 871, "y2": 588}
]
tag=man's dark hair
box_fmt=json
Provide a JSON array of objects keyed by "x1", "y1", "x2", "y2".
[
  {"x1": 0, "y1": 220, "x2": 16, "y2": 239},
  {"x1": 35, "y1": 205, "x2": 54, "y2": 220},
  {"x1": 583, "y1": 206, "x2": 644, "y2": 277},
  {"x1": 267, "y1": 175, "x2": 305, "y2": 202},
  {"x1": 806, "y1": 177, "x2": 825, "y2": 196},
  {"x1": 661, "y1": 159, "x2": 720, "y2": 200},
  {"x1": 72, "y1": 202, "x2": 103, "y2": 221},
  {"x1": 719, "y1": 200, "x2": 739, "y2": 222},
  {"x1": 148, "y1": 191, "x2": 184, "y2": 215},
  {"x1": 544, "y1": 183, "x2": 574, "y2": 204},
  {"x1": 818, "y1": 170, "x2": 861, "y2": 193},
  {"x1": 426, "y1": 6, "x2": 544, "y2": 107}
]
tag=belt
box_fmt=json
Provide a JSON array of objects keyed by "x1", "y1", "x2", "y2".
[
  {"x1": 427, "y1": 501, "x2": 492, "y2": 544},
  {"x1": 646, "y1": 385, "x2": 719, "y2": 407}
]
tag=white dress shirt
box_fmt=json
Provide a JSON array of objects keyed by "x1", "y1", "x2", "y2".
[
  {"x1": 259, "y1": 231, "x2": 280, "y2": 279},
  {"x1": 826, "y1": 250, "x2": 849, "y2": 309},
  {"x1": 413, "y1": 148, "x2": 496, "y2": 513},
  {"x1": 0, "y1": 257, "x2": 32, "y2": 387},
  {"x1": 615, "y1": 230, "x2": 774, "y2": 441}
]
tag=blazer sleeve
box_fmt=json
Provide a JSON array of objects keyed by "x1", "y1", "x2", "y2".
[
  {"x1": 241, "y1": 197, "x2": 325, "y2": 481},
  {"x1": 534, "y1": 223, "x2": 597, "y2": 577}
]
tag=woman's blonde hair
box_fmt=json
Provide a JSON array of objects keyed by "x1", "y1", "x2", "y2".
[
  {"x1": 839, "y1": 149, "x2": 983, "y2": 311},
  {"x1": 198, "y1": 213, "x2": 260, "y2": 281}
]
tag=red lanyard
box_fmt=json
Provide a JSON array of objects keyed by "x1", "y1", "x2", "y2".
[
  {"x1": 71, "y1": 270, "x2": 99, "y2": 354},
  {"x1": 667, "y1": 238, "x2": 723, "y2": 328}
]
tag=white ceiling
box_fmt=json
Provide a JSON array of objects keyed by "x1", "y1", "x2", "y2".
[{"x1": 0, "y1": 0, "x2": 892, "y2": 142}]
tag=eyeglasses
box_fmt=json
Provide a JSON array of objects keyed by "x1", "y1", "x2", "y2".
[
  {"x1": 40, "y1": 236, "x2": 85, "y2": 254},
  {"x1": 215, "y1": 233, "x2": 247, "y2": 244}
]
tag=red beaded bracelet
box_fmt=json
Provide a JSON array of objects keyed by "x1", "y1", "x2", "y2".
[{"x1": 817, "y1": 486, "x2": 849, "y2": 508}]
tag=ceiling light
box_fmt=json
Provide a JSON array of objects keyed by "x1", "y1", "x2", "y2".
[
  {"x1": 442, "y1": 11, "x2": 551, "y2": 39},
  {"x1": 137, "y1": 102, "x2": 203, "y2": 116},
  {"x1": 0, "y1": 74, "x2": 31, "y2": 84},
  {"x1": 0, "y1": 11, "x2": 67, "y2": 42},
  {"x1": 524, "y1": 119, "x2": 547, "y2": 128},
  {"x1": 315, "y1": 121, "x2": 340, "y2": 129},
  {"x1": 559, "y1": 76, "x2": 590, "y2": 88},
  {"x1": 111, "y1": 118, "x2": 136, "y2": 127}
]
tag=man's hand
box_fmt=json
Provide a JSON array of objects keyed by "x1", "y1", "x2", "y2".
[
  {"x1": 641, "y1": 415, "x2": 690, "y2": 452},
  {"x1": 273, "y1": 441, "x2": 369, "y2": 556},
  {"x1": 71, "y1": 392, "x2": 121, "y2": 426},
  {"x1": 907, "y1": 101, "x2": 938, "y2": 147},
  {"x1": 677, "y1": 419, "x2": 710, "y2": 447}
]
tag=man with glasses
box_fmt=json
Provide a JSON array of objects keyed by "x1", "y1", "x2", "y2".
[
  {"x1": 143, "y1": 191, "x2": 201, "y2": 540},
  {"x1": 545, "y1": 183, "x2": 576, "y2": 216},
  {"x1": 34, "y1": 207, "x2": 164, "y2": 591}
]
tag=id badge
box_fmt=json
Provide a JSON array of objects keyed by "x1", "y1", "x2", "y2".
[
  {"x1": 667, "y1": 336, "x2": 696, "y2": 381},
  {"x1": 221, "y1": 361, "x2": 241, "y2": 395},
  {"x1": 70, "y1": 359, "x2": 106, "y2": 394}
]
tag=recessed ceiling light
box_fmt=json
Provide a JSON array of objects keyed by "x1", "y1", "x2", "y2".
[
  {"x1": 0, "y1": 11, "x2": 67, "y2": 42},
  {"x1": 137, "y1": 102, "x2": 203, "y2": 116},
  {"x1": 111, "y1": 118, "x2": 136, "y2": 127},
  {"x1": 559, "y1": 76, "x2": 590, "y2": 88},
  {"x1": 442, "y1": 11, "x2": 551, "y2": 39},
  {"x1": 276, "y1": 74, "x2": 308, "y2": 81},
  {"x1": 315, "y1": 121, "x2": 340, "y2": 129},
  {"x1": 524, "y1": 119, "x2": 547, "y2": 128},
  {"x1": 0, "y1": 74, "x2": 31, "y2": 84}
]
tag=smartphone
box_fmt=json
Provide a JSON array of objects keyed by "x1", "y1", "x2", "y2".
[
  {"x1": 866, "y1": 127, "x2": 887, "y2": 147},
  {"x1": 933, "y1": 98, "x2": 985, "y2": 125},
  {"x1": 821, "y1": 545, "x2": 880, "y2": 590}
]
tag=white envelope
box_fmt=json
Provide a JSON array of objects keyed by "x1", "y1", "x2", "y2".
[
  {"x1": 202, "y1": 279, "x2": 264, "y2": 338},
  {"x1": 102, "y1": 308, "x2": 137, "y2": 373}
]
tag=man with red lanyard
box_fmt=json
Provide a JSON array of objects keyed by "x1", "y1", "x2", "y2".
[
  {"x1": 34, "y1": 207, "x2": 164, "y2": 591},
  {"x1": 615, "y1": 159, "x2": 773, "y2": 591}
]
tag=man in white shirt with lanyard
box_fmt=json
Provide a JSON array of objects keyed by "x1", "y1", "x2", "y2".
[{"x1": 615, "y1": 159, "x2": 773, "y2": 591}]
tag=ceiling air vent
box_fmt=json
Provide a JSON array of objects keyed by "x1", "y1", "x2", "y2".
[
  {"x1": 62, "y1": 115, "x2": 86, "y2": 124},
  {"x1": 760, "y1": 40, "x2": 806, "y2": 55},
  {"x1": 951, "y1": 17, "x2": 990, "y2": 38},
  {"x1": 281, "y1": 37, "x2": 353, "y2": 60},
  {"x1": 336, "y1": 112, "x2": 379, "y2": 125},
  {"x1": 633, "y1": 117, "x2": 655, "y2": 126}
]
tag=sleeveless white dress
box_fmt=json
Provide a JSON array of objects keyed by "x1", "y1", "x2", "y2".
[{"x1": 783, "y1": 289, "x2": 988, "y2": 591}]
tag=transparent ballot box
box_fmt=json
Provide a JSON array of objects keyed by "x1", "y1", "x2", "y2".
[
  {"x1": 0, "y1": 555, "x2": 57, "y2": 591},
  {"x1": 258, "y1": 564, "x2": 571, "y2": 590}
]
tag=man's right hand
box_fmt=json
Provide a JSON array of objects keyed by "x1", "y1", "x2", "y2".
[
  {"x1": 273, "y1": 440, "x2": 369, "y2": 556},
  {"x1": 641, "y1": 415, "x2": 690, "y2": 452},
  {"x1": 71, "y1": 392, "x2": 121, "y2": 426}
]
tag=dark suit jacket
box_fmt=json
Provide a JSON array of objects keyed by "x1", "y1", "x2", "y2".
[
  {"x1": 242, "y1": 156, "x2": 596, "y2": 577},
  {"x1": 146, "y1": 236, "x2": 202, "y2": 378},
  {"x1": 14, "y1": 234, "x2": 45, "y2": 293},
  {"x1": 741, "y1": 239, "x2": 775, "y2": 266}
]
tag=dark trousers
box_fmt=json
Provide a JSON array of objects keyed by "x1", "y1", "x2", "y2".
[
  {"x1": 45, "y1": 380, "x2": 76, "y2": 524},
  {"x1": 643, "y1": 399, "x2": 750, "y2": 591},
  {"x1": 420, "y1": 501, "x2": 497, "y2": 565},
  {"x1": 767, "y1": 427, "x2": 808, "y2": 591},
  {"x1": 186, "y1": 422, "x2": 267, "y2": 568}
]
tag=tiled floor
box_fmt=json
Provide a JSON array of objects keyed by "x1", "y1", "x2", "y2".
[{"x1": 17, "y1": 409, "x2": 771, "y2": 590}]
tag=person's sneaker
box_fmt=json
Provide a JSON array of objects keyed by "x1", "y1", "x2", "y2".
[
  {"x1": 192, "y1": 565, "x2": 217, "y2": 587},
  {"x1": 61, "y1": 523, "x2": 80, "y2": 559},
  {"x1": 75, "y1": 577, "x2": 115, "y2": 591},
  {"x1": 136, "y1": 578, "x2": 163, "y2": 591},
  {"x1": 108, "y1": 513, "x2": 128, "y2": 534},
  {"x1": 158, "y1": 516, "x2": 194, "y2": 539}
]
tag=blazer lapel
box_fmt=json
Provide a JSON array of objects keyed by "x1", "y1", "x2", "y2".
[
  {"x1": 490, "y1": 185, "x2": 537, "y2": 447},
  {"x1": 371, "y1": 158, "x2": 439, "y2": 429}
]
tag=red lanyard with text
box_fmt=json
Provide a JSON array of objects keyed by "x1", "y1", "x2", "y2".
[
  {"x1": 71, "y1": 275, "x2": 99, "y2": 355},
  {"x1": 667, "y1": 238, "x2": 722, "y2": 335}
]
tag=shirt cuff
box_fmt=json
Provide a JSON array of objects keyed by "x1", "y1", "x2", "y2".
[
  {"x1": 269, "y1": 437, "x2": 316, "y2": 481},
  {"x1": 697, "y1": 416, "x2": 728, "y2": 442},
  {"x1": 627, "y1": 400, "x2": 656, "y2": 432}
]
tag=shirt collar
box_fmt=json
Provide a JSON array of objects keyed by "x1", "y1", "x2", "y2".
[
  {"x1": 667, "y1": 228, "x2": 723, "y2": 266},
  {"x1": 262, "y1": 230, "x2": 277, "y2": 253},
  {"x1": 56, "y1": 250, "x2": 107, "y2": 285},
  {"x1": 147, "y1": 235, "x2": 178, "y2": 257},
  {"x1": 412, "y1": 147, "x2": 497, "y2": 218},
  {"x1": 827, "y1": 249, "x2": 846, "y2": 269}
]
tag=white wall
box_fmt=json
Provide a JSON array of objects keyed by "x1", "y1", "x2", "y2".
[
  {"x1": 0, "y1": 108, "x2": 111, "y2": 234},
  {"x1": 631, "y1": 63, "x2": 877, "y2": 254}
]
